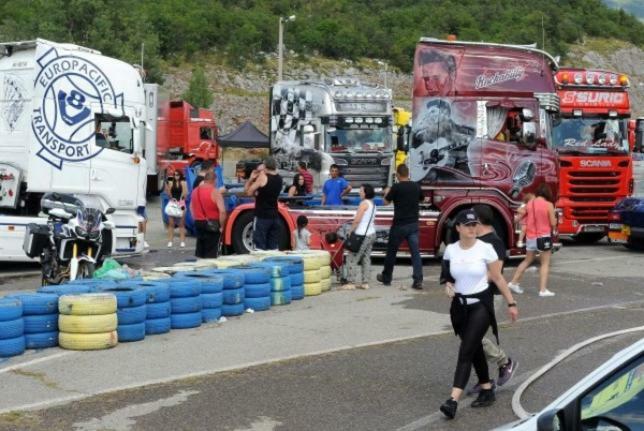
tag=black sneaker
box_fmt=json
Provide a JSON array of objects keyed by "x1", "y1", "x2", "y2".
[
  {"x1": 471, "y1": 388, "x2": 496, "y2": 408},
  {"x1": 376, "y1": 273, "x2": 391, "y2": 286},
  {"x1": 497, "y1": 358, "x2": 518, "y2": 387},
  {"x1": 411, "y1": 280, "x2": 423, "y2": 290},
  {"x1": 439, "y1": 398, "x2": 458, "y2": 419},
  {"x1": 466, "y1": 379, "x2": 496, "y2": 396}
]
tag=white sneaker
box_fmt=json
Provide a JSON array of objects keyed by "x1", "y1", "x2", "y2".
[
  {"x1": 508, "y1": 282, "x2": 524, "y2": 294},
  {"x1": 539, "y1": 289, "x2": 555, "y2": 297},
  {"x1": 180, "y1": 241, "x2": 186, "y2": 248},
  {"x1": 167, "y1": 241, "x2": 173, "y2": 248},
  {"x1": 144, "y1": 241, "x2": 150, "y2": 249},
  {"x1": 516, "y1": 240, "x2": 524, "y2": 248}
]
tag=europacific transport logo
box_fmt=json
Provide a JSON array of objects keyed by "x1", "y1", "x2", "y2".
[{"x1": 31, "y1": 46, "x2": 124, "y2": 169}]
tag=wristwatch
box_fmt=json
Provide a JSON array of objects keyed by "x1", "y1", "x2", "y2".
[{"x1": 507, "y1": 303, "x2": 517, "y2": 308}]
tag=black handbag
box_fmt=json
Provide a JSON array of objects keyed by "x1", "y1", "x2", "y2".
[
  {"x1": 345, "y1": 202, "x2": 374, "y2": 253},
  {"x1": 530, "y1": 200, "x2": 552, "y2": 251},
  {"x1": 194, "y1": 187, "x2": 221, "y2": 233}
]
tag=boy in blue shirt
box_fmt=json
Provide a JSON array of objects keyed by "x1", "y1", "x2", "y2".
[{"x1": 321, "y1": 164, "x2": 351, "y2": 205}]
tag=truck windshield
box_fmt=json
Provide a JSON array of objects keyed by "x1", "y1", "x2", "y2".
[
  {"x1": 326, "y1": 126, "x2": 392, "y2": 153},
  {"x1": 553, "y1": 117, "x2": 629, "y2": 155}
]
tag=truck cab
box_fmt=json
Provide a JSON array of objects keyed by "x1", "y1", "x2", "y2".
[
  {"x1": 270, "y1": 78, "x2": 394, "y2": 190},
  {"x1": 552, "y1": 68, "x2": 633, "y2": 243}
]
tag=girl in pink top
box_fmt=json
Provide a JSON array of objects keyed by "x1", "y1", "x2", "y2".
[{"x1": 508, "y1": 184, "x2": 557, "y2": 297}]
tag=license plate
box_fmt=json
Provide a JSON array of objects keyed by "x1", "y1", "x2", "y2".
[
  {"x1": 583, "y1": 225, "x2": 606, "y2": 233},
  {"x1": 609, "y1": 223, "x2": 623, "y2": 230}
]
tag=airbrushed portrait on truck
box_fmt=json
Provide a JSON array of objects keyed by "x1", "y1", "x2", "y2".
[{"x1": 0, "y1": 39, "x2": 148, "y2": 264}]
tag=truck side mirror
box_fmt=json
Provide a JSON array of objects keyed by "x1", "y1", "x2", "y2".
[
  {"x1": 521, "y1": 108, "x2": 535, "y2": 122},
  {"x1": 521, "y1": 122, "x2": 537, "y2": 148}
]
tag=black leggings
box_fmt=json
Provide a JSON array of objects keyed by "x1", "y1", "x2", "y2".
[{"x1": 453, "y1": 303, "x2": 492, "y2": 389}]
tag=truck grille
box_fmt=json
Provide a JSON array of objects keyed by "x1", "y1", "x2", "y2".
[
  {"x1": 336, "y1": 157, "x2": 390, "y2": 188},
  {"x1": 563, "y1": 169, "x2": 626, "y2": 222}
]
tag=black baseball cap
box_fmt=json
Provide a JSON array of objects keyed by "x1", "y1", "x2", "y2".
[{"x1": 454, "y1": 209, "x2": 480, "y2": 226}]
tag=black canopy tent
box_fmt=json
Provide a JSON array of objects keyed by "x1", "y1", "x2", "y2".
[{"x1": 218, "y1": 121, "x2": 269, "y2": 148}]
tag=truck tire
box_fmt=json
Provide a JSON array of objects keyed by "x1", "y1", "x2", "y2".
[{"x1": 232, "y1": 211, "x2": 290, "y2": 254}]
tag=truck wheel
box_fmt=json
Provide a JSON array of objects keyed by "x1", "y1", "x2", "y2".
[
  {"x1": 624, "y1": 237, "x2": 644, "y2": 251},
  {"x1": 574, "y1": 233, "x2": 605, "y2": 244},
  {"x1": 232, "y1": 212, "x2": 290, "y2": 254},
  {"x1": 77, "y1": 262, "x2": 95, "y2": 280}
]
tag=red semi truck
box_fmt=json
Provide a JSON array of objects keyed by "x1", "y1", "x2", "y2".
[
  {"x1": 144, "y1": 84, "x2": 219, "y2": 194},
  {"x1": 223, "y1": 39, "x2": 560, "y2": 256},
  {"x1": 552, "y1": 68, "x2": 633, "y2": 242}
]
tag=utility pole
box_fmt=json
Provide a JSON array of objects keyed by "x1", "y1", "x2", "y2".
[{"x1": 278, "y1": 15, "x2": 296, "y2": 81}]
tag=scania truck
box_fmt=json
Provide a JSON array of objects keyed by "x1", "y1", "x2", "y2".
[
  {"x1": 223, "y1": 39, "x2": 560, "y2": 255},
  {"x1": 269, "y1": 78, "x2": 394, "y2": 189},
  {"x1": 0, "y1": 39, "x2": 148, "y2": 261},
  {"x1": 552, "y1": 68, "x2": 633, "y2": 242}
]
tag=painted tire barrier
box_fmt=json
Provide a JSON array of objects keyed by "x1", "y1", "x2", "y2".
[
  {"x1": 231, "y1": 266, "x2": 271, "y2": 285},
  {"x1": 221, "y1": 302, "x2": 245, "y2": 317},
  {"x1": 59, "y1": 331, "x2": 118, "y2": 350},
  {"x1": 0, "y1": 318, "x2": 24, "y2": 339},
  {"x1": 289, "y1": 250, "x2": 331, "y2": 266},
  {"x1": 145, "y1": 317, "x2": 172, "y2": 335},
  {"x1": 117, "y1": 322, "x2": 146, "y2": 342},
  {"x1": 201, "y1": 293, "x2": 224, "y2": 309},
  {"x1": 271, "y1": 290, "x2": 292, "y2": 306},
  {"x1": 171, "y1": 311, "x2": 202, "y2": 329},
  {"x1": 244, "y1": 296, "x2": 271, "y2": 312},
  {"x1": 304, "y1": 282, "x2": 322, "y2": 296},
  {"x1": 173, "y1": 273, "x2": 224, "y2": 294},
  {"x1": 6, "y1": 293, "x2": 57, "y2": 315},
  {"x1": 319, "y1": 265, "x2": 332, "y2": 280},
  {"x1": 169, "y1": 280, "x2": 202, "y2": 298},
  {"x1": 25, "y1": 331, "x2": 58, "y2": 349},
  {"x1": 289, "y1": 272, "x2": 305, "y2": 287},
  {"x1": 249, "y1": 261, "x2": 289, "y2": 278},
  {"x1": 66, "y1": 279, "x2": 117, "y2": 288},
  {"x1": 139, "y1": 282, "x2": 171, "y2": 303},
  {"x1": 222, "y1": 287, "x2": 245, "y2": 305},
  {"x1": 117, "y1": 305, "x2": 147, "y2": 325},
  {"x1": 0, "y1": 298, "x2": 22, "y2": 322},
  {"x1": 320, "y1": 277, "x2": 332, "y2": 293},
  {"x1": 59, "y1": 314, "x2": 118, "y2": 333},
  {"x1": 0, "y1": 336, "x2": 26, "y2": 357},
  {"x1": 270, "y1": 277, "x2": 291, "y2": 292},
  {"x1": 291, "y1": 283, "x2": 305, "y2": 300},
  {"x1": 146, "y1": 302, "x2": 172, "y2": 319},
  {"x1": 171, "y1": 296, "x2": 203, "y2": 314},
  {"x1": 200, "y1": 269, "x2": 244, "y2": 290},
  {"x1": 265, "y1": 256, "x2": 304, "y2": 275},
  {"x1": 23, "y1": 314, "x2": 58, "y2": 333},
  {"x1": 243, "y1": 283, "x2": 270, "y2": 299},
  {"x1": 58, "y1": 293, "x2": 117, "y2": 316},
  {"x1": 202, "y1": 307, "x2": 222, "y2": 323},
  {"x1": 303, "y1": 269, "x2": 322, "y2": 284},
  {"x1": 38, "y1": 284, "x2": 93, "y2": 296},
  {"x1": 100, "y1": 287, "x2": 147, "y2": 308}
]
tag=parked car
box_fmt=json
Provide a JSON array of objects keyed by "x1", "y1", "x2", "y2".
[
  {"x1": 494, "y1": 338, "x2": 643, "y2": 431},
  {"x1": 609, "y1": 197, "x2": 644, "y2": 250}
]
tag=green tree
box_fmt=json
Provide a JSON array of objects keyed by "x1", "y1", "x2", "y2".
[{"x1": 183, "y1": 67, "x2": 213, "y2": 109}]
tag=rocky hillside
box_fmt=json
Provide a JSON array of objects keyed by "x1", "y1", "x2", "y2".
[{"x1": 161, "y1": 38, "x2": 644, "y2": 135}]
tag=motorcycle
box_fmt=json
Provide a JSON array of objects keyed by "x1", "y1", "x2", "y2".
[{"x1": 23, "y1": 193, "x2": 115, "y2": 285}]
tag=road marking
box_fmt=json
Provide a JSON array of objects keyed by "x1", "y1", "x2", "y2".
[
  {"x1": 233, "y1": 417, "x2": 283, "y2": 431},
  {"x1": 0, "y1": 351, "x2": 73, "y2": 375},
  {"x1": 72, "y1": 389, "x2": 199, "y2": 431}
]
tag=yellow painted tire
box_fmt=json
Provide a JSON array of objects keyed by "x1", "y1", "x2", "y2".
[
  {"x1": 303, "y1": 269, "x2": 322, "y2": 283},
  {"x1": 251, "y1": 250, "x2": 285, "y2": 260},
  {"x1": 59, "y1": 313, "x2": 117, "y2": 334},
  {"x1": 304, "y1": 282, "x2": 322, "y2": 296},
  {"x1": 288, "y1": 254, "x2": 321, "y2": 271},
  {"x1": 319, "y1": 265, "x2": 332, "y2": 280},
  {"x1": 290, "y1": 250, "x2": 331, "y2": 266},
  {"x1": 320, "y1": 277, "x2": 332, "y2": 292},
  {"x1": 59, "y1": 331, "x2": 118, "y2": 351},
  {"x1": 58, "y1": 294, "x2": 117, "y2": 316}
]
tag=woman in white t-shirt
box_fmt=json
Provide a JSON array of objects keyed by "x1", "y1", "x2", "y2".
[
  {"x1": 342, "y1": 184, "x2": 377, "y2": 290},
  {"x1": 439, "y1": 209, "x2": 519, "y2": 420}
]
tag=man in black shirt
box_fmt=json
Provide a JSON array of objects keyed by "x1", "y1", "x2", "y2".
[
  {"x1": 471, "y1": 204, "x2": 518, "y2": 393},
  {"x1": 377, "y1": 164, "x2": 424, "y2": 290},
  {"x1": 245, "y1": 157, "x2": 283, "y2": 250}
]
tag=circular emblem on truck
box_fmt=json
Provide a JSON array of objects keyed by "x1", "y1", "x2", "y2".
[{"x1": 31, "y1": 46, "x2": 124, "y2": 169}]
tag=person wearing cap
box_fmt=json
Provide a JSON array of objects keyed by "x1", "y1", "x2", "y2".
[{"x1": 439, "y1": 209, "x2": 519, "y2": 420}]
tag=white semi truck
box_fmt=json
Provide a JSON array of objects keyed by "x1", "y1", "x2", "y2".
[{"x1": 0, "y1": 39, "x2": 149, "y2": 261}]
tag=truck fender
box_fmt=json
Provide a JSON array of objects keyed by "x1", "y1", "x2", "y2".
[{"x1": 223, "y1": 203, "x2": 296, "y2": 247}]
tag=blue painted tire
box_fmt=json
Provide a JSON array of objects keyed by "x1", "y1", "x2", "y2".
[
  {"x1": 270, "y1": 277, "x2": 291, "y2": 292},
  {"x1": 25, "y1": 331, "x2": 58, "y2": 349},
  {"x1": 173, "y1": 273, "x2": 224, "y2": 294},
  {"x1": 271, "y1": 290, "x2": 292, "y2": 306},
  {"x1": 200, "y1": 269, "x2": 244, "y2": 290},
  {"x1": 291, "y1": 283, "x2": 304, "y2": 300},
  {"x1": 171, "y1": 312, "x2": 202, "y2": 329},
  {"x1": 23, "y1": 313, "x2": 58, "y2": 334},
  {"x1": 289, "y1": 272, "x2": 304, "y2": 287},
  {"x1": 131, "y1": 281, "x2": 171, "y2": 303},
  {"x1": 38, "y1": 284, "x2": 92, "y2": 296},
  {"x1": 117, "y1": 322, "x2": 146, "y2": 342},
  {"x1": 99, "y1": 287, "x2": 147, "y2": 308},
  {"x1": 0, "y1": 298, "x2": 22, "y2": 321},
  {"x1": 117, "y1": 305, "x2": 147, "y2": 325},
  {"x1": 5, "y1": 293, "x2": 57, "y2": 315},
  {"x1": 244, "y1": 296, "x2": 271, "y2": 311},
  {"x1": 169, "y1": 280, "x2": 202, "y2": 298},
  {"x1": 230, "y1": 266, "x2": 271, "y2": 285},
  {"x1": 249, "y1": 262, "x2": 289, "y2": 278},
  {"x1": 146, "y1": 301, "x2": 171, "y2": 319},
  {"x1": 145, "y1": 317, "x2": 171, "y2": 335},
  {"x1": 244, "y1": 283, "x2": 271, "y2": 299},
  {"x1": 67, "y1": 279, "x2": 116, "y2": 288},
  {"x1": 221, "y1": 302, "x2": 245, "y2": 317},
  {"x1": 170, "y1": 296, "x2": 202, "y2": 314},
  {"x1": 265, "y1": 256, "x2": 304, "y2": 275},
  {"x1": 202, "y1": 307, "x2": 222, "y2": 323},
  {"x1": 0, "y1": 318, "x2": 24, "y2": 339},
  {"x1": 201, "y1": 293, "x2": 223, "y2": 309},
  {"x1": 0, "y1": 336, "x2": 26, "y2": 357},
  {"x1": 222, "y1": 287, "x2": 245, "y2": 305}
]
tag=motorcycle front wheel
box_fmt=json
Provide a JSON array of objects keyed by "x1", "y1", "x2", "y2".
[{"x1": 76, "y1": 262, "x2": 96, "y2": 280}]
